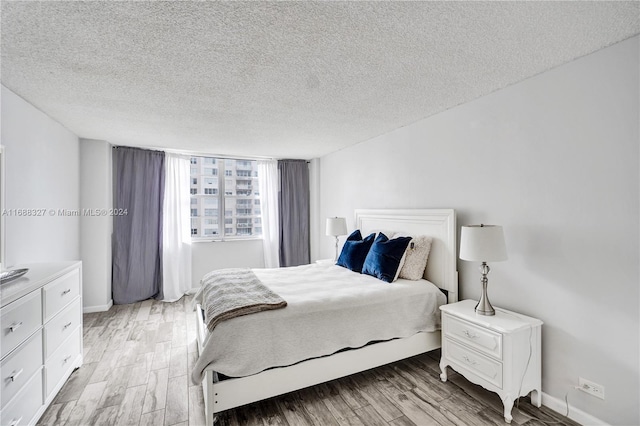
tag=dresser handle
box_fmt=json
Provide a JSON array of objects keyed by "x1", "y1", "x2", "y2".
[
  {"x1": 9, "y1": 368, "x2": 24, "y2": 382},
  {"x1": 63, "y1": 322, "x2": 73, "y2": 330},
  {"x1": 8, "y1": 321, "x2": 23, "y2": 332},
  {"x1": 10, "y1": 417, "x2": 23, "y2": 426},
  {"x1": 462, "y1": 355, "x2": 477, "y2": 366},
  {"x1": 62, "y1": 289, "x2": 71, "y2": 296},
  {"x1": 463, "y1": 330, "x2": 478, "y2": 339},
  {"x1": 63, "y1": 355, "x2": 72, "y2": 363}
]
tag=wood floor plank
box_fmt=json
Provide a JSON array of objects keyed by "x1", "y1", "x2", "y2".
[
  {"x1": 169, "y1": 345, "x2": 188, "y2": 378},
  {"x1": 115, "y1": 384, "x2": 148, "y2": 425},
  {"x1": 142, "y1": 367, "x2": 169, "y2": 414},
  {"x1": 128, "y1": 352, "x2": 154, "y2": 388},
  {"x1": 257, "y1": 398, "x2": 290, "y2": 426},
  {"x1": 139, "y1": 409, "x2": 165, "y2": 426},
  {"x1": 151, "y1": 341, "x2": 173, "y2": 370},
  {"x1": 374, "y1": 377, "x2": 441, "y2": 426},
  {"x1": 350, "y1": 371, "x2": 404, "y2": 422},
  {"x1": 388, "y1": 415, "x2": 417, "y2": 426},
  {"x1": 97, "y1": 365, "x2": 131, "y2": 408},
  {"x1": 88, "y1": 349, "x2": 123, "y2": 384},
  {"x1": 87, "y1": 404, "x2": 120, "y2": 426},
  {"x1": 353, "y1": 404, "x2": 388, "y2": 426},
  {"x1": 36, "y1": 400, "x2": 76, "y2": 426},
  {"x1": 276, "y1": 392, "x2": 316, "y2": 426},
  {"x1": 322, "y1": 392, "x2": 363, "y2": 425},
  {"x1": 297, "y1": 387, "x2": 339, "y2": 426},
  {"x1": 165, "y1": 375, "x2": 189, "y2": 425},
  {"x1": 53, "y1": 362, "x2": 98, "y2": 403},
  {"x1": 65, "y1": 380, "x2": 108, "y2": 426},
  {"x1": 188, "y1": 385, "x2": 207, "y2": 426},
  {"x1": 135, "y1": 299, "x2": 153, "y2": 321}
]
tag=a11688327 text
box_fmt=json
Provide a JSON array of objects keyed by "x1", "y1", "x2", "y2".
[{"x1": 1, "y1": 208, "x2": 128, "y2": 217}]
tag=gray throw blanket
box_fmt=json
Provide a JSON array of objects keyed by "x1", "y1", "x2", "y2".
[{"x1": 193, "y1": 268, "x2": 287, "y2": 332}]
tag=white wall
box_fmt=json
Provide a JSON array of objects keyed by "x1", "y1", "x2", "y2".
[
  {"x1": 317, "y1": 36, "x2": 639, "y2": 425},
  {"x1": 1, "y1": 86, "x2": 80, "y2": 266},
  {"x1": 191, "y1": 240, "x2": 264, "y2": 288},
  {"x1": 80, "y1": 139, "x2": 113, "y2": 312}
]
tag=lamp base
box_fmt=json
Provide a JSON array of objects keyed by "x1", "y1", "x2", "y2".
[
  {"x1": 475, "y1": 262, "x2": 495, "y2": 316},
  {"x1": 475, "y1": 296, "x2": 495, "y2": 316}
]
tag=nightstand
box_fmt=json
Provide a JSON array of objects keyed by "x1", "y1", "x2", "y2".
[{"x1": 439, "y1": 300, "x2": 543, "y2": 423}]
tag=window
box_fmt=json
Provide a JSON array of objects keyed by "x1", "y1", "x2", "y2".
[{"x1": 189, "y1": 156, "x2": 262, "y2": 239}]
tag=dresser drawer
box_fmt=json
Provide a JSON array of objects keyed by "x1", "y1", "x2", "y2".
[
  {"x1": 0, "y1": 367, "x2": 43, "y2": 426},
  {"x1": 43, "y1": 269, "x2": 80, "y2": 322},
  {"x1": 44, "y1": 298, "x2": 81, "y2": 359},
  {"x1": 444, "y1": 314, "x2": 502, "y2": 359},
  {"x1": 444, "y1": 338, "x2": 503, "y2": 389},
  {"x1": 1, "y1": 330, "x2": 43, "y2": 408},
  {"x1": 45, "y1": 326, "x2": 81, "y2": 397},
  {"x1": 0, "y1": 291, "x2": 42, "y2": 359}
]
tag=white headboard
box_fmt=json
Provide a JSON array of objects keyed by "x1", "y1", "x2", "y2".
[{"x1": 355, "y1": 209, "x2": 458, "y2": 303}]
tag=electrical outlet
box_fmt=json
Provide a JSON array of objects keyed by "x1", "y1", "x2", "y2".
[{"x1": 578, "y1": 377, "x2": 605, "y2": 400}]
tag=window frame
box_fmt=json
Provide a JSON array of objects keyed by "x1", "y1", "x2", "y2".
[{"x1": 190, "y1": 155, "x2": 262, "y2": 242}]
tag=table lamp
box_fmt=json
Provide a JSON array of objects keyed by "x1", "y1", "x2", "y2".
[
  {"x1": 326, "y1": 217, "x2": 347, "y2": 261},
  {"x1": 459, "y1": 224, "x2": 507, "y2": 316}
]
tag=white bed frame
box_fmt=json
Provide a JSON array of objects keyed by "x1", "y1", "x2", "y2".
[{"x1": 195, "y1": 209, "x2": 457, "y2": 425}]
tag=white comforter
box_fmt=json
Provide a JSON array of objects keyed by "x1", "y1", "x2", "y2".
[{"x1": 191, "y1": 262, "x2": 446, "y2": 383}]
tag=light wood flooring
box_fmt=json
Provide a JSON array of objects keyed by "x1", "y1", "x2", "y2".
[{"x1": 38, "y1": 296, "x2": 578, "y2": 426}]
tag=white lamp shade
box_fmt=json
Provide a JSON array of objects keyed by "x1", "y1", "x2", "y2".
[
  {"x1": 326, "y1": 217, "x2": 347, "y2": 237},
  {"x1": 459, "y1": 225, "x2": 507, "y2": 262}
]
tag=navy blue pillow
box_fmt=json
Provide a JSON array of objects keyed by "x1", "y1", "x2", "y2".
[
  {"x1": 336, "y1": 230, "x2": 375, "y2": 273},
  {"x1": 362, "y1": 233, "x2": 412, "y2": 283}
]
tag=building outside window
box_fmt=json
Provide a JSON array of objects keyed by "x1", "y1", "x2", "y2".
[{"x1": 189, "y1": 156, "x2": 262, "y2": 239}]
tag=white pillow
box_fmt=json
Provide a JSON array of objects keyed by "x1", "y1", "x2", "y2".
[{"x1": 393, "y1": 234, "x2": 433, "y2": 280}]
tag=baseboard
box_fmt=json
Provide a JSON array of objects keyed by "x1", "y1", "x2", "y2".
[
  {"x1": 83, "y1": 299, "x2": 113, "y2": 313},
  {"x1": 542, "y1": 391, "x2": 609, "y2": 426}
]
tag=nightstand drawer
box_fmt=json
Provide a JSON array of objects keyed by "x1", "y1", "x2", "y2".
[
  {"x1": 444, "y1": 338, "x2": 502, "y2": 389},
  {"x1": 444, "y1": 314, "x2": 502, "y2": 359}
]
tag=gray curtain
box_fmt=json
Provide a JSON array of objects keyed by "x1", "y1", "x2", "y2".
[
  {"x1": 112, "y1": 146, "x2": 165, "y2": 304},
  {"x1": 278, "y1": 159, "x2": 310, "y2": 267}
]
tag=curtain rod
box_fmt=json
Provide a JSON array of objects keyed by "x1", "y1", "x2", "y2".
[
  {"x1": 112, "y1": 143, "x2": 276, "y2": 161},
  {"x1": 112, "y1": 144, "x2": 314, "y2": 163}
]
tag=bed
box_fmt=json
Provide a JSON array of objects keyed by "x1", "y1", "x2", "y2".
[{"x1": 193, "y1": 209, "x2": 458, "y2": 425}]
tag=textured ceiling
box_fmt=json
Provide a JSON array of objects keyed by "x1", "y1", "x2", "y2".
[{"x1": 2, "y1": 1, "x2": 639, "y2": 159}]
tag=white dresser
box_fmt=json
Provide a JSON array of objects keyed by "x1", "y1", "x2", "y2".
[
  {"x1": 439, "y1": 300, "x2": 543, "y2": 423},
  {"x1": 0, "y1": 262, "x2": 83, "y2": 426}
]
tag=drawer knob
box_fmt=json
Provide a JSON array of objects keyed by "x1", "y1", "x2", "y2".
[
  {"x1": 63, "y1": 322, "x2": 73, "y2": 330},
  {"x1": 462, "y1": 355, "x2": 478, "y2": 366},
  {"x1": 10, "y1": 417, "x2": 23, "y2": 426},
  {"x1": 62, "y1": 289, "x2": 71, "y2": 296},
  {"x1": 8, "y1": 368, "x2": 24, "y2": 382},
  {"x1": 8, "y1": 321, "x2": 23, "y2": 332},
  {"x1": 63, "y1": 355, "x2": 72, "y2": 364},
  {"x1": 463, "y1": 330, "x2": 478, "y2": 339}
]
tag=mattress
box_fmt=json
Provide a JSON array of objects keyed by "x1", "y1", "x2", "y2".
[{"x1": 191, "y1": 262, "x2": 446, "y2": 383}]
